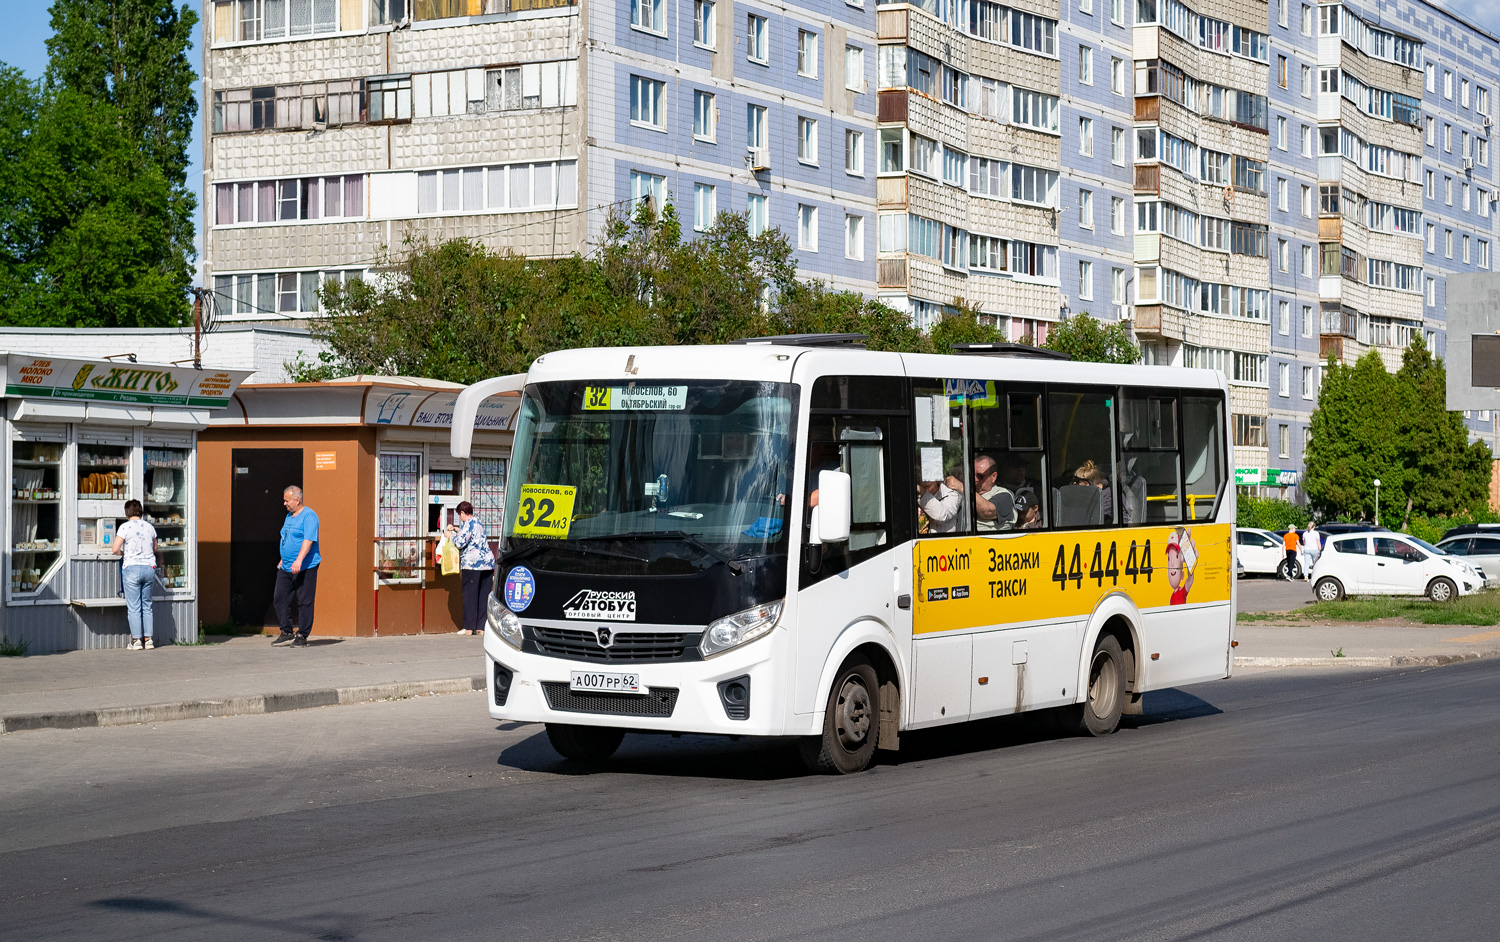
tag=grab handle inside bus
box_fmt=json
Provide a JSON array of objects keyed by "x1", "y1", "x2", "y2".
[{"x1": 810, "y1": 470, "x2": 852, "y2": 545}]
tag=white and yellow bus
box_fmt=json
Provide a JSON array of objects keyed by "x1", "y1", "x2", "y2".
[{"x1": 452, "y1": 336, "x2": 1235, "y2": 773}]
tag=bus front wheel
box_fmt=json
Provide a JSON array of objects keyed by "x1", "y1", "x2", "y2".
[
  {"x1": 800, "y1": 655, "x2": 880, "y2": 774},
  {"x1": 1061, "y1": 634, "x2": 1126, "y2": 737},
  {"x1": 545, "y1": 723, "x2": 625, "y2": 762}
]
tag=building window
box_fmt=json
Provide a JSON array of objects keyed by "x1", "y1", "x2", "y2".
[
  {"x1": 845, "y1": 214, "x2": 864, "y2": 259},
  {"x1": 1462, "y1": 78, "x2": 1471, "y2": 108},
  {"x1": 798, "y1": 116, "x2": 818, "y2": 164},
  {"x1": 367, "y1": 76, "x2": 411, "y2": 123},
  {"x1": 414, "y1": 162, "x2": 576, "y2": 215},
  {"x1": 629, "y1": 75, "x2": 665, "y2": 129},
  {"x1": 1111, "y1": 57, "x2": 1124, "y2": 95},
  {"x1": 879, "y1": 127, "x2": 903, "y2": 173},
  {"x1": 1277, "y1": 178, "x2": 1287, "y2": 211},
  {"x1": 845, "y1": 130, "x2": 864, "y2": 175},
  {"x1": 747, "y1": 193, "x2": 768, "y2": 236},
  {"x1": 1111, "y1": 196, "x2": 1125, "y2": 235},
  {"x1": 693, "y1": 183, "x2": 716, "y2": 231},
  {"x1": 1079, "y1": 116, "x2": 1093, "y2": 156},
  {"x1": 1078, "y1": 45, "x2": 1092, "y2": 85},
  {"x1": 1301, "y1": 3, "x2": 1312, "y2": 34},
  {"x1": 746, "y1": 104, "x2": 767, "y2": 150},
  {"x1": 1278, "y1": 363, "x2": 1290, "y2": 398},
  {"x1": 215, "y1": 174, "x2": 365, "y2": 226},
  {"x1": 1278, "y1": 300, "x2": 1290, "y2": 335},
  {"x1": 631, "y1": 0, "x2": 666, "y2": 35},
  {"x1": 1078, "y1": 189, "x2": 1093, "y2": 229},
  {"x1": 1300, "y1": 64, "x2": 1310, "y2": 97},
  {"x1": 1278, "y1": 424, "x2": 1290, "y2": 458},
  {"x1": 1301, "y1": 124, "x2": 1311, "y2": 157},
  {"x1": 1446, "y1": 229, "x2": 1453, "y2": 259},
  {"x1": 1278, "y1": 238, "x2": 1288, "y2": 272},
  {"x1": 693, "y1": 0, "x2": 715, "y2": 47},
  {"x1": 1445, "y1": 123, "x2": 1452, "y2": 152},
  {"x1": 1234, "y1": 414, "x2": 1268, "y2": 447},
  {"x1": 845, "y1": 45, "x2": 863, "y2": 91},
  {"x1": 1302, "y1": 365, "x2": 1314, "y2": 399},
  {"x1": 1111, "y1": 267, "x2": 1125, "y2": 304},
  {"x1": 1301, "y1": 185, "x2": 1311, "y2": 217},
  {"x1": 1078, "y1": 260, "x2": 1093, "y2": 299},
  {"x1": 798, "y1": 204, "x2": 818, "y2": 251},
  {"x1": 693, "y1": 90, "x2": 715, "y2": 141},
  {"x1": 1276, "y1": 115, "x2": 1286, "y2": 148},
  {"x1": 747, "y1": 14, "x2": 768, "y2": 63},
  {"x1": 798, "y1": 30, "x2": 818, "y2": 77},
  {"x1": 1111, "y1": 127, "x2": 1124, "y2": 165},
  {"x1": 1482, "y1": 240, "x2": 1491, "y2": 269},
  {"x1": 1465, "y1": 234, "x2": 1472, "y2": 264},
  {"x1": 1277, "y1": 55, "x2": 1287, "y2": 89},
  {"x1": 221, "y1": 0, "x2": 342, "y2": 42},
  {"x1": 629, "y1": 170, "x2": 666, "y2": 209},
  {"x1": 1302, "y1": 244, "x2": 1313, "y2": 276},
  {"x1": 1445, "y1": 70, "x2": 1453, "y2": 100}
]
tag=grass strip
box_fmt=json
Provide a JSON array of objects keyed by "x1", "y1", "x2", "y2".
[{"x1": 1239, "y1": 590, "x2": 1500, "y2": 626}]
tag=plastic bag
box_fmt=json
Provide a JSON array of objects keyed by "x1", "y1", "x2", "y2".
[{"x1": 438, "y1": 537, "x2": 460, "y2": 576}]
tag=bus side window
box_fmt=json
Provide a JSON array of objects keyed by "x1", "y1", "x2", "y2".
[
  {"x1": 913, "y1": 379, "x2": 969, "y2": 535},
  {"x1": 970, "y1": 386, "x2": 1046, "y2": 531},
  {"x1": 1181, "y1": 393, "x2": 1226, "y2": 521},
  {"x1": 1048, "y1": 388, "x2": 1118, "y2": 528},
  {"x1": 1118, "y1": 391, "x2": 1183, "y2": 524}
]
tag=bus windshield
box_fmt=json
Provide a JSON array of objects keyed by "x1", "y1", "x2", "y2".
[{"x1": 505, "y1": 380, "x2": 797, "y2": 566}]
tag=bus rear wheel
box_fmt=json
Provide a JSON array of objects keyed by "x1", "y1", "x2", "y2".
[
  {"x1": 545, "y1": 723, "x2": 625, "y2": 762},
  {"x1": 1061, "y1": 634, "x2": 1125, "y2": 737},
  {"x1": 800, "y1": 655, "x2": 879, "y2": 774}
]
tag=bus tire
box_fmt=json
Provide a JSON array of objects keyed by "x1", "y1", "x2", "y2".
[
  {"x1": 545, "y1": 723, "x2": 625, "y2": 762},
  {"x1": 1062, "y1": 634, "x2": 1125, "y2": 737},
  {"x1": 1314, "y1": 577, "x2": 1345, "y2": 602},
  {"x1": 800, "y1": 655, "x2": 879, "y2": 774},
  {"x1": 1427, "y1": 577, "x2": 1457, "y2": 603}
]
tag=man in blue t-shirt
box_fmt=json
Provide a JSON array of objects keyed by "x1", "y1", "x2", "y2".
[{"x1": 273, "y1": 485, "x2": 321, "y2": 647}]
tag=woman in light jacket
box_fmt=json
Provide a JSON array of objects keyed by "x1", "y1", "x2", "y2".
[
  {"x1": 111, "y1": 499, "x2": 158, "y2": 650},
  {"x1": 446, "y1": 501, "x2": 496, "y2": 635}
]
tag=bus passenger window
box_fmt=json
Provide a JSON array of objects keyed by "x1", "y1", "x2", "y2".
[
  {"x1": 804, "y1": 413, "x2": 892, "y2": 577},
  {"x1": 1048, "y1": 389, "x2": 1118, "y2": 528},
  {"x1": 969, "y1": 387, "x2": 1046, "y2": 531},
  {"x1": 913, "y1": 380, "x2": 967, "y2": 534},
  {"x1": 1181, "y1": 394, "x2": 1226, "y2": 521},
  {"x1": 1119, "y1": 391, "x2": 1183, "y2": 524}
]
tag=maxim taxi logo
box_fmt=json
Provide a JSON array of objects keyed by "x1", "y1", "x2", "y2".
[
  {"x1": 71, "y1": 364, "x2": 92, "y2": 390},
  {"x1": 924, "y1": 548, "x2": 971, "y2": 573}
]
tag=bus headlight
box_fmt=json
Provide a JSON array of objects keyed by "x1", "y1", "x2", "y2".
[
  {"x1": 699, "y1": 600, "x2": 783, "y2": 658},
  {"x1": 487, "y1": 593, "x2": 523, "y2": 649}
]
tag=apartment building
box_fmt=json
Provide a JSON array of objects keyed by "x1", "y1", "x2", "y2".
[
  {"x1": 202, "y1": 0, "x2": 877, "y2": 323},
  {"x1": 201, "y1": 0, "x2": 1497, "y2": 495}
]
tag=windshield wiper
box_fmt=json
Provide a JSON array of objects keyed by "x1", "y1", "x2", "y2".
[
  {"x1": 574, "y1": 530, "x2": 745, "y2": 575},
  {"x1": 500, "y1": 541, "x2": 650, "y2": 567}
]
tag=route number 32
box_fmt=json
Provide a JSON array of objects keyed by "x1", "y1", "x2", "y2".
[{"x1": 516, "y1": 497, "x2": 556, "y2": 529}]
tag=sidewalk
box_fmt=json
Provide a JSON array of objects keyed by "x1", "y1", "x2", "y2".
[
  {"x1": 2, "y1": 624, "x2": 1497, "y2": 735},
  {"x1": 0, "y1": 633, "x2": 486, "y2": 734}
]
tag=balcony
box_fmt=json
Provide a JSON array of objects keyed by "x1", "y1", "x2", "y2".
[
  {"x1": 877, "y1": 8, "x2": 908, "y2": 40},
  {"x1": 878, "y1": 90, "x2": 908, "y2": 124},
  {"x1": 878, "y1": 257, "x2": 909, "y2": 288},
  {"x1": 877, "y1": 175, "x2": 908, "y2": 207},
  {"x1": 1135, "y1": 96, "x2": 1159, "y2": 123},
  {"x1": 1319, "y1": 216, "x2": 1342, "y2": 241},
  {"x1": 1135, "y1": 163, "x2": 1160, "y2": 195}
]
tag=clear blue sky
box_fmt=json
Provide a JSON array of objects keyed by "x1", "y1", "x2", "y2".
[{"x1": 0, "y1": 0, "x2": 1497, "y2": 285}]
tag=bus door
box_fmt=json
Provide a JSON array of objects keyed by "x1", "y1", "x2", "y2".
[{"x1": 793, "y1": 376, "x2": 913, "y2": 715}]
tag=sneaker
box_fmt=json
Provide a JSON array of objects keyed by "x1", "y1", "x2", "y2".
[
  {"x1": 127, "y1": 639, "x2": 144, "y2": 651},
  {"x1": 291, "y1": 634, "x2": 309, "y2": 647},
  {"x1": 272, "y1": 632, "x2": 294, "y2": 645},
  {"x1": 143, "y1": 638, "x2": 154, "y2": 650}
]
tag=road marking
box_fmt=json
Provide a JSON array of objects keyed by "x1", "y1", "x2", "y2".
[{"x1": 1442, "y1": 630, "x2": 1500, "y2": 643}]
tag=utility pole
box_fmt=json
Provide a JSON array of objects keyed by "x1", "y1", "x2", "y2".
[{"x1": 190, "y1": 288, "x2": 205, "y2": 370}]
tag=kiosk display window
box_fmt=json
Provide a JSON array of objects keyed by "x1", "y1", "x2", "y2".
[
  {"x1": 469, "y1": 458, "x2": 506, "y2": 531},
  {"x1": 75, "y1": 442, "x2": 132, "y2": 560},
  {"x1": 377, "y1": 452, "x2": 422, "y2": 582},
  {"x1": 10, "y1": 441, "x2": 63, "y2": 595},
  {"x1": 145, "y1": 447, "x2": 191, "y2": 589}
]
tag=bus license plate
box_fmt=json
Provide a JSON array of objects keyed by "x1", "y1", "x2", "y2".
[{"x1": 570, "y1": 671, "x2": 644, "y2": 694}]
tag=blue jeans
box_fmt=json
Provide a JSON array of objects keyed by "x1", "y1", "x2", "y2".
[{"x1": 123, "y1": 566, "x2": 155, "y2": 640}]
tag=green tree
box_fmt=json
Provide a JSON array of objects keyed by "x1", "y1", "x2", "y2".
[
  {"x1": 1391, "y1": 336, "x2": 1491, "y2": 524},
  {"x1": 1303, "y1": 351, "x2": 1396, "y2": 521},
  {"x1": 0, "y1": 1, "x2": 198, "y2": 327},
  {"x1": 926, "y1": 298, "x2": 1009, "y2": 353},
  {"x1": 1042, "y1": 312, "x2": 1139, "y2": 363}
]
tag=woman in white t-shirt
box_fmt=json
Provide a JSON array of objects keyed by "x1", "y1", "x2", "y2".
[{"x1": 111, "y1": 500, "x2": 158, "y2": 651}]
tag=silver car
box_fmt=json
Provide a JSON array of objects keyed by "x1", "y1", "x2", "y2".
[{"x1": 1435, "y1": 535, "x2": 1500, "y2": 588}]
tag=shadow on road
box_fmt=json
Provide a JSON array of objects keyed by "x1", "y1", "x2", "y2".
[
  {"x1": 493, "y1": 687, "x2": 1224, "y2": 779},
  {"x1": 93, "y1": 897, "x2": 362, "y2": 940}
]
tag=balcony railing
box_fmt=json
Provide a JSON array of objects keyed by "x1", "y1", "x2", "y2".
[
  {"x1": 1135, "y1": 96, "x2": 1160, "y2": 122},
  {"x1": 878, "y1": 90, "x2": 908, "y2": 124},
  {"x1": 877, "y1": 257, "x2": 908, "y2": 288},
  {"x1": 1134, "y1": 163, "x2": 1160, "y2": 194}
]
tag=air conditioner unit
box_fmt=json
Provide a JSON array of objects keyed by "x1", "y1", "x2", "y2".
[
  {"x1": 747, "y1": 147, "x2": 770, "y2": 172},
  {"x1": 1117, "y1": 304, "x2": 1132, "y2": 321},
  {"x1": 1485, "y1": 114, "x2": 1494, "y2": 130},
  {"x1": 1464, "y1": 156, "x2": 1474, "y2": 170}
]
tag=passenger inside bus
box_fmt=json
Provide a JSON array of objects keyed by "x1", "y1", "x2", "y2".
[
  {"x1": 918, "y1": 466, "x2": 964, "y2": 534},
  {"x1": 972, "y1": 455, "x2": 1015, "y2": 531}
]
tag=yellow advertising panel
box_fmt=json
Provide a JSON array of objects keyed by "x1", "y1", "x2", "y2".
[
  {"x1": 913, "y1": 524, "x2": 1233, "y2": 634},
  {"x1": 513, "y1": 484, "x2": 577, "y2": 538}
]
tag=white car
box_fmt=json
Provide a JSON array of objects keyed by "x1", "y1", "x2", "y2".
[
  {"x1": 1435, "y1": 534, "x2": 1500, "y2": 589},
  {"x1": 1236, "y1": 527, "x2": 1288, "y2": 576},
  {"x1": 1310, "y1": 532, "x2": 1483, "y2": 602}
]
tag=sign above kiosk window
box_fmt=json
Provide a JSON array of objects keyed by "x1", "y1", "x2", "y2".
[
  {"x1": 364, "y1": 388, "x2": 518, "y2": 430},
  {"x1": 1, "y1": 354, "x2": 252, "y2": 409}
]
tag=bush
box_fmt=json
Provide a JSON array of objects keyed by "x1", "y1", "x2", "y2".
[
  {"x1": 1237, "y1": 495, "x2": 1310, "y2": 531},
  {"x1": 1401, "y1": 508, "x2": 1500, "y2": 545}
]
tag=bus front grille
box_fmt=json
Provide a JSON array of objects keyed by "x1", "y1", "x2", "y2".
[
  {"x1": 541, "y1": 683, "x2": 679, "y2": 717},
  {"x1": 531, "y1": 626, "x2": 696, "y2": 662}
]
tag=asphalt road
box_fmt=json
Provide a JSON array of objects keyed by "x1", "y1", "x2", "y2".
[
  {"x1": 4, "y1": 660, "x2": 1499, "y2": 942},
  {"x1": 1237, "y1": 574, "x2": 1316, "y2": 613}
]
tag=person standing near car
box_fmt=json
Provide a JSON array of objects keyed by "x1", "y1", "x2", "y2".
[
  {"x1": 1301, "y1": 524, "x2": 1322, "y2": 578},
  {"x1": 273, "y1": 485, "x2": 320, "y2": 647},
  {"x1": 1281, "y1": 528, "x2": 1300, "y2": 580},
  {"x1": 446, "y1": 501, "x2": 496, "y2": 635}
]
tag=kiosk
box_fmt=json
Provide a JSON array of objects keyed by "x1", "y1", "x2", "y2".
[{"x1": 2, "y1": 353, "x2": 252, "y2": 654}]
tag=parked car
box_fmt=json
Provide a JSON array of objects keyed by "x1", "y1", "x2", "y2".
[
  {"x1": 1236, "y1": 527, "x2": 1288, "y2": 576},
  {"x1": 1314, "y1": 523, "x2": 1389, "y2": 536},
  {"x1": 1435, "y1": 534, "x2": 1500, "y2": 588},
  {"x1": 1310, "y1": 532, "x2": 1483, "y2": 602},
  {"x1": 1438, "y1": 522, "x2": 1500, "y2": 543}
]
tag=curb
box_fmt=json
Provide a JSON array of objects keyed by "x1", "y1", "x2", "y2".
[
  {"x1": 1235, "y1": 653, "x2": 1491, "y2": 669},
  {"x1": 0, "y1": 675, "x2": 486, "y2": 735}
]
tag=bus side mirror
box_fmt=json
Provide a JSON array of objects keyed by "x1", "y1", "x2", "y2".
[{"x1": 810, "y1": 470, "x2": 852, "y2": 545}]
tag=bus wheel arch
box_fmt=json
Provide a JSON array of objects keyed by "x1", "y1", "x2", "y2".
[
  {"x1": 1077, "y1": 606, "x2": 1141, "y2": 721},
  {"x1": 803, "y1": 636, "x2": 903, "y2": 774}
]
